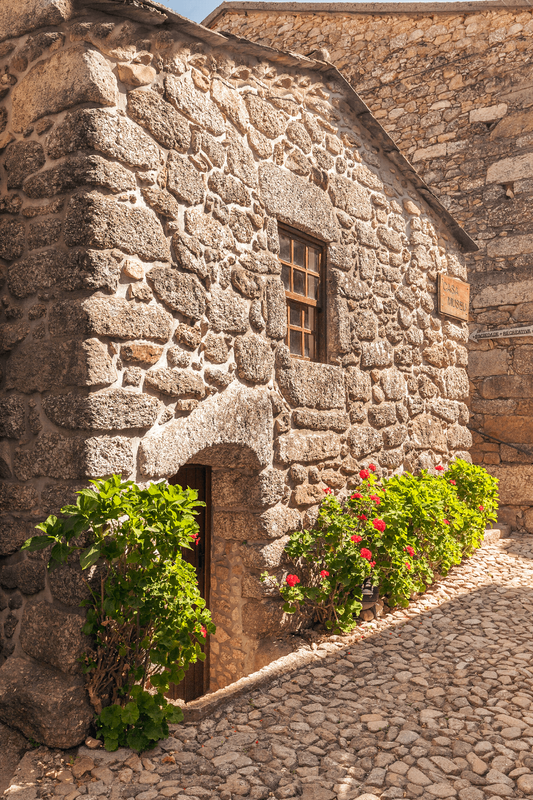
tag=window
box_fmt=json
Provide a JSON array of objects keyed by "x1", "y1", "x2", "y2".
[{"x1": 278, "y1": 226, "x2": 324, "y2": 361}]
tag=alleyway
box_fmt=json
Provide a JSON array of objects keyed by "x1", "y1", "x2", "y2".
[{"x1": 20, "y1": 534, "x2": 533, "y2": 800}]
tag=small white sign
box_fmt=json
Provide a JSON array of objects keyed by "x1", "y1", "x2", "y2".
[{"x1": 470, "y1": 325, "x2": 533, "y2": 342}]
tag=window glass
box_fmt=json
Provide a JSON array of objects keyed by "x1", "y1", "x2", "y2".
[{"x1": 279, "y1": 234, "x2": 291, "y2": 262}]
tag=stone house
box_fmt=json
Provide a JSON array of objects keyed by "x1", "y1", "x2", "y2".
[
  {"x1": 206, "y1": 0, "x2": 533, "y2": 531},
  {"x1": 0, "y1": 0, "x2": 475, "y2": 747}
]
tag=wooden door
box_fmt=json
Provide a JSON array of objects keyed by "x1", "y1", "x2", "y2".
[{"x1": 167, "y1": 465, "x2": 211, "y2": 703}]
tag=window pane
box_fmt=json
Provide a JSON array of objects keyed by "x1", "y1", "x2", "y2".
[
  {"x1": 308, "y1": 248, "x2": 320, "y2": 273},
  {"x1": 290, "y1": 329, "x2": 302, "y2": 356},
  {"x1": 290, "y1": 304, "x2": 302, "y2": 326},
  {"x1": 293, "y1": 269, "x2": 306, "y2": 296},
  {"x1": 304, "y1": 306, "x2": 315, "y2": 331},
  {"x1": 280, "y1": 234, "x2": 291, "y2": 262},
  {"x1": 293, "y1": 239, "x2": 305, "y2": 267},
  {"x1": 281, "y1": 264, "x2": 290, "y2": 291},
  {"x1": 305, "y1": 333, "x2": 315, "y2": 360},
  {"x1": 308, "y1": 274, "x2": 319, "y2": 300}
]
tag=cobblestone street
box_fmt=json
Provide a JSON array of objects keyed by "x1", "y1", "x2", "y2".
[{"x1": 14, "y1": 534, "x2": 533, "y2": 800}]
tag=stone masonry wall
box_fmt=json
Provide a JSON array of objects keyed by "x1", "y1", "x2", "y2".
[
  {"x1": 1, "y1": 0, "x2": 471, "y2": 746},
  {"x1": 209, "y1": 1, "x2": 533, "y2": 530}
]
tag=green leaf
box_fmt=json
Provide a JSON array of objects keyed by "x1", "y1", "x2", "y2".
[
  {"x1": 80, "y1": 543, "x2": 102, "y2": 570},
  {"x1": 21, "y1": 535, "x2": 52, "y2": 552},
  {"x1": 121, "y1": 702, "x2": 140, "y2": 725}
]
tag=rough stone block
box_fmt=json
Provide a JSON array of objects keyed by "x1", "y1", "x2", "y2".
[
  {"x1": 165, "y1": 73, "x2": 225, "y2": 136},
  {"x1": 82, "y1": 297, "x2": 172, "y2": 342},
  {"x1": 292, "y1": 409, "x2": 350, "y2": 432},
  {"x1": 240, "y1": 536, "x2": 290, "y2": 569},
  {"x1": 242, "y1": 600, "x2": 304, "y2": 639},
  {"x1": 368, "y1": 403, "x2": 397, "y2": 428},
  {"x1": 361, "y1": 341, "x2": 394, "y2": 368},
  {"x1": 0, "y1": 657, "x2": 92, "y2": 748},
  {"x1": 185, "y1": 208, "x2": 234, "y2": 249},
  {"x1": 211, "y1": 77, "x2": 249, "y2": 134},
  {"x1": 20, "y1": 601, "x2": 90, "y2": 675},
  {"x1": 84, "y1": 436, "x2": 134, "y2": 478},
  {"x1": 259, "y1": 162, "x2": 338, "y2": 242},
  {"x1": 0, "y1": 557, "x2": 45, "y2": 595},
  {"x1": 234, "y1": 334, "x2": 274, "y2": 384},
  {"x1": 410, "y1": 415, "x2": 447, "y2": 452},
  {"x1": 380, "y1": 368, "x2": 406, "y2": 400},
  {"x1": 117, "y1": 62, "x2": 156, "y2": 86},
  {"x1": 486, "y1": 235, "x2": 533, "y2": 258},
  {"x1": 245, "y1": 94, "x2": 285, "y2": 139},
  {"x1": 127, "y1": 87, "x2": 191, "y2": 151},
  {"x1": 8, "y1": 249, "x2": 122, "y2": 298},
  {"x1": 328, "y1": 175, "x2": 372, "y2": 221},
  {"x1": 275, "y1": 431, "x2": 342, "y2": 464},
  {"x1": 481, "y1": 374, "x2": 533, "y2": 399},
  {"x1": 144, "y1": 368, "x2": 205, "y2": 398},
  {"x1": 0, "y1": 519, "x2": 39, "y2": 557},
  {"x1": 149, "y1": 267, "x2": 206, "y2": 321},
  {"x1": 513, "y1": 346, "x2": 533, "y2": 374},
  {"x1": 444, "y1": 367, "x2": 469, "y2": 400},
  {"x1": 345, "y1": 368, "x2": 372, "y2": 402},
  {"x1": 167, "y1": 152, "x2": 205, "y2": 206},
  {"x1": 277, "y1": 360, "x2": 345, "y2": 409},
  {"x1": 447, "y1": 424, "x2": 473, "y2": 450},
  {"x1": 486, "y1": 153, "x2": 533, "y2": 184},
  {"x1": 23, "y1": 155, "x2": 136, "y2": 198},
  {"x1": 473, "y1": 278, "x2": 533, "y2": 307},
  {"x1": 0, "y1": 398, "x2": 25, "y2": 439},
  {"x1": 12, "y1": 46, "x2": 117, "y2": 133},
  {"x1": 28, "y1": 218, "x2": 61, "y2": 251},
  {"x1": 64, "y1": 193, "x2": 170, "y2": 262},
  {"x1": 0, "y1": 219, "x2": 25, "y2": 262},
  {"x1": 121, "y1": 342, "x2": 163, "y2": 365},
  {"x1": 42, "y1": 390, "x2": 160, "y2": 430},
  {"x1": 4, "y1": 141, "x2": 46, "y2": 188},
  {"x1": 486, "y1": 466, "x2": 533, "y2": 504},
  {"x1": 469, "y1": 349, "x2": 508, "y2": 377},
  {"x1": 6, "y1": 339, "x2": 116, "y2": 393},
  {"x1": 208, "y1": 286, "x2": 249, "y2": 334},
  {"x1": 0, "y1": 0, "x2": 73, "y2": 43},
  {"x1": 484, "y1": 415, "x2": 533, "y2": 444},
  {"x1": 348, "y1": 426, "x2": 383, "y2": 459},
  {"x1": 264, "y1": 278, "x2": 287, "y2": 340}
]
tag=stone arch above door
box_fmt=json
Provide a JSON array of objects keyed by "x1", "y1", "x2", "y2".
[{"x1": 138, "y1": 383, "x2": 273, "y2": 478}]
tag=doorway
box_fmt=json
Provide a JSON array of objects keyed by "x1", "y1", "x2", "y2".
[{"x1": 167, "y1": 464, "x2": 211, "y2": 703}]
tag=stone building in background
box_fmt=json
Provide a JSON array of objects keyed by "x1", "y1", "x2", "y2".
[
  {"x1": 206, "y1": 0, "x2": 533, "y2": 531},
  {"x1": 0, "y1": 0, "x2": 474, "y2": 747}
]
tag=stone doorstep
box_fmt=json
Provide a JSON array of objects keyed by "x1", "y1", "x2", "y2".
[{"x1": 482, "y1": 525, "x2": 511, "y2": 546}]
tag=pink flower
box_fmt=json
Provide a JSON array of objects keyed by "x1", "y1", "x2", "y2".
[
  {"x1": 369, "y1": 494, "x2": 380, "y2": 504},
  {"x1": 351, "y1": 493, "x2": 363, "y2": 500},
  {"x1": 450, "y1": 479, "x2": 456, "y2": 485},
  {"x1": 359, "y1": 469, "x2": 370, "y2": 480},
  {"x1": 360, "y1": 548, "x2": 372, "y2": 561},
  {"x1": 405, "y1": 562, "x2": 411, "y2": 570},
  {"x1": 320, "y1": 570, "x2": 330, "y2": 578},
  {"x1": 369, "y1": 464, "x2": 376, "y2": 472},
  {"x1": 405, "y1": 545, "x2": 415, "y2": 557},
  {"x1": 358, "y1": 514, "x2": 368, "y2": 521},
  {"x1": 443, "y1": 519, "x2": 450, "y2": 525},
  {"x1": 436, "y1": 465, "x2": 444, "y2": 472},
  {"x1": 200, "y1": 626, "x2": 207, "y2": 638},
  {"x1": 372, "y1": 518, "x2": 386, "y2": 532},
  {"x1": 323, "y1": 487, "x2": 333, "y2": 494},
  {"x1": 286, "y1": 574, "x2": 300, "y2": 587},
  {"x1": 351, "y1": 534, "x2": 363, "y2": 543}
]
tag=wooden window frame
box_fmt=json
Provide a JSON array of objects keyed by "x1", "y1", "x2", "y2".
[{"x1": 278, "y1": 224, "x2": 326, "y2": 363}]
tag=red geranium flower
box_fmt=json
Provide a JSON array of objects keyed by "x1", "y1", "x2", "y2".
[
  {"x1": 323, "y1": 487, "x2": 333, "y2": 494},
  {"x1": 372, "y1": 518, "x2": 386, "y2": 532},
  {"x1": 405, "y1": 545, "x2": 415, "y2": 557},
  {"x1": 286, "y1": 574, "x2": 300, "y2": 587},
  {"x1": 479, "y1": 505, "x2": 484, "y2": 511},
  {"x1": 369, "y1": 464, "x2": 376, "y2": 472},
  {"x1": 449, "y1": 480, "x2": 456, "y2": 485},
  {"x1": 369, "y1": 494, "x2": 380, "y2": 504},
  {"x1": 359, "y1": 469, "x2": 370, "y2": 480},
  {"x1": 360, "y1": 548, "x2": 372, "y2": 561},
  {"x1": 405, "y1": 563, "x2": 411, "y2": 570},
  {"x1": 200, "y1": 626, "x2": 207, "y2": 638},
  {"x1": 443, "y1": 519, "x2": 450, "y2": 525},
  {"x1": 351, "y1": 493, "x2": 363, "y2": 500},
  {"x1": 320, "y1": 570, "x2": 329, "y2": 578},
  {"x1": 351, "y1": 534, "x2": 363, "y2": 543},
  {"x1": 370, "y1": 561, "x2": 376, "y2": 568},
  {"x1": 358, "y1": 514, "x2": 368, "y2": 521},
  {"x1": 436, "y1": 465, "x2": 444, "y2": 471}
]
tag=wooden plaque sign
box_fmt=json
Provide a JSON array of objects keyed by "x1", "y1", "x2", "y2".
[{"x1": 438, "y1": 274, "x2": 470, "y2": 322}]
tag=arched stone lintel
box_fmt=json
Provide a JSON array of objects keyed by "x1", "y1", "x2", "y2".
[{"x1": 138, "y1": 382, "x2": 273, "y2": 478}]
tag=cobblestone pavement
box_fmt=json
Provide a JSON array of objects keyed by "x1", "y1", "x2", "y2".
[{"x1": 17, "y1": 534, "x2": 533, "y2": 800}]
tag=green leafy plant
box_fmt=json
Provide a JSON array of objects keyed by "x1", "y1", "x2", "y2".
[
  {"x1": 22, "y1": 475, "x2": 215, "y2": 752},
  {"x1": 264, "y1": 460, "x2": 498, "y2": 632}
]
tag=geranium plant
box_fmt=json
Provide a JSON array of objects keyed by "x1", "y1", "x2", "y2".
[
  {"x1": 22, "y1": 475, "x2": 215, "y2": 752},
  {"x1": 264, "y1": 459, "x2": 498, "y2": 632}
]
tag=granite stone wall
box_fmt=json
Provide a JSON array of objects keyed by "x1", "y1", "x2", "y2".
[
  {"x1": 1, "y1": 0, "x2": 471, "y2": 746},
  {"x1": 208, "y1": 2, "x2": 533, "y2": 530}
]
